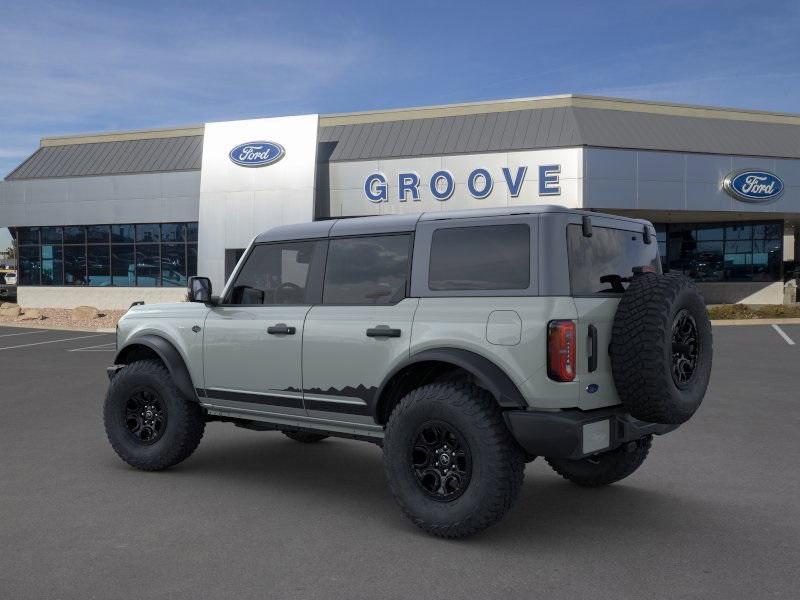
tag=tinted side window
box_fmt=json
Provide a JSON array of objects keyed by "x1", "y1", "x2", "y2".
[
  {"x1": 228, "y1": 241, "x2": 315, "y2": 305},
  {"x1": 323, "y1": 235, "x2": 410, "y2": 305},
  {"x1": 428, "y1": 224, "x2": 530, "y2": 291},
  {"x1": 567, "y1": 224, "x2": 661, "y2": 295}
]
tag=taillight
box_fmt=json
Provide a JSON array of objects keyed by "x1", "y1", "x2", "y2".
[{"x1": 547, "y1": 320, "x2": 576, "y2": 382}]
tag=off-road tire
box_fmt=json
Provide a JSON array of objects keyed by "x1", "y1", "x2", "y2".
[
  {"x1": 383, "y1": 380, "x2": 525, "y2": 538},
  {"x1": 610, "y1": 272, "x2": 712, "y2": 425},
  {"x1": 546, "y1": 435, "x2": 652, "y2": 487},
  {"x1": 282, "y1": 430, "x2": 329, "y2": 443},
  {"x1": 104, "y1": 359, "x2": 205, "y2": 471}
]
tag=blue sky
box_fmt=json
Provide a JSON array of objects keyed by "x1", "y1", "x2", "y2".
[{"x1": 1, "y1": 0, "x2": 799, "y2": 249}]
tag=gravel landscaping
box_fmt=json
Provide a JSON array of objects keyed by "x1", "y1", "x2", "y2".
[
  {"x1": 706, "y1": 303, "x2": 800, "y2": 320},
  {"x1": 0, "y1": 305, "x2": 126, "y2": 330}
]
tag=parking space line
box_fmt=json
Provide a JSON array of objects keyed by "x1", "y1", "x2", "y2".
[
  {"x1": 771, "y1": 324, "x2": 795, "y2": 346},
  {"x1": 68, "y1": 341, "x2": 116, "y2": 352},
  {"x1": 0, "y1": 330, "x2": 49, "y2": 338},
  {"x1": 0, "y1": 333, "x2": 109, "y2": 351},
  {"x1": 69, "y1": 347, "x2": 116, "y2": 352}
]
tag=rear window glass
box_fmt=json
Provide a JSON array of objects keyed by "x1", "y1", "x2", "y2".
[
  {"x1": 428, "y1": 224, "x2": 530, "y2": 291},
  {"x1": 567, "y1": 224, "x2": 661, "y2": 295}
]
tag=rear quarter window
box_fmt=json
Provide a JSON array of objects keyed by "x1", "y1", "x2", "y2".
[
  {"x1": 428, "y1": 224, "x2": 530, "y2": 291},
  {"x1": 567, "y1": 224, "x2": 661, "y2": 295}
]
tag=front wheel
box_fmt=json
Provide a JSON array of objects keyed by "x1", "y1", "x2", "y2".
[
  {"x1": 104, "y1": 359, "x2": 205, "y2": 471},
  {"x1": 383, "y1": 380, "x2": 525, "y2": 538},
  {"x1": 545, "y1": 435, "x2": 652, "y2": 487}
]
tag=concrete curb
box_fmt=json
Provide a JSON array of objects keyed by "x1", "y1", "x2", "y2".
[
  {"x1": 0, "y1": 321, "x2": 116, "y2": 333},
  {"x1": 711, "y1": 317, "x2": 800, "y2": 326}
]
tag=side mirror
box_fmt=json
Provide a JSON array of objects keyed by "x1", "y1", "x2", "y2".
[{"x1": 188, "y1": 276, "x2": 212, "y2": 303}]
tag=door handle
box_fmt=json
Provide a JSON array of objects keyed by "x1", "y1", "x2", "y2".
[
  {"x1": 267, "y1": 323, "x2": 296, "y2": 335},
  {"x1": 587, "y1": 324, "x2": 598, "y2": 373},
  {"x1": 366, "y1": 325, "x2": 402, "y2": 338}
]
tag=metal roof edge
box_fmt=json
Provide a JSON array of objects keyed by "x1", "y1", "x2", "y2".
[
  {"x1": 568, "y1": 95, "x2": 800, "y2": 126},
  {"x1": 321, "y1": 95, "x2": 800, "y2": 127},
  {"x1": 319, "y1": 95, "x2": 578, "y2": 126},
  {"x1": 40, "y1": 125, "x2": 205, "y2": 148},
  {"x1": 4, "y1": 149, "x2": 40, "y2": 180},
  {"x1": 31, "y1": 94, "x2": 800, "y2": 149}
]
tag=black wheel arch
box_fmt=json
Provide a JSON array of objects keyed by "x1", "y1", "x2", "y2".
[
  {"x1": 373, "y1": 347, "x2": 526, "y2": 425},
  {"x1": 114, "y1": 334, "x2": 197, "y2": 402}
]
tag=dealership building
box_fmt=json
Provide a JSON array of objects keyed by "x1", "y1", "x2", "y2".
[{"x1": 1, "y1": 93, "x2": 799, "y2": 308}]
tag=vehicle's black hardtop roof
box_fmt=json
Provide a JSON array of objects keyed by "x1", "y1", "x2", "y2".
[{"x1": 253, "y1": 205, "x2": 649, "y2": 243}]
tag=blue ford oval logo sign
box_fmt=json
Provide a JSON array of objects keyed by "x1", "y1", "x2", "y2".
[
  {"x1": 229, "y1": 141, "x2": 285, "y2": 167},
  {"x1": 723, "y1": 169, "x2": 784, "y2": 203}
]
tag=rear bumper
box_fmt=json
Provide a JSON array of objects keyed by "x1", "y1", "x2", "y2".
[{"x1": 504, "y1": 406, "x2": 678, "y2": 461}]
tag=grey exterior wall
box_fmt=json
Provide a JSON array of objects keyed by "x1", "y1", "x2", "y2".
[
  {"x1": 584, "y1": 148, "x2": 800, "y2": 215},
  {"x1": 0, "y1": 170, "x2": 200, "y2": 226},
  {"x1": 695, "y1": 281, "x2": 784, "y2": 305}
]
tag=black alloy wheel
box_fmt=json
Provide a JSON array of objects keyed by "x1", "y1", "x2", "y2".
[
  {"x1": 671, "y1": 309, "x2": 699, "y2": 387},
  {"x1": 124, "y1": 387, "x2": 167, "y2": 445},
  {"x1": 411, "y1": 421, "x2": 472, "y2": 501},
  {"x1": 383, "y1": 380, "x2": 525, "y2": 538},
  {"x1": 105, "y1": 359, "x2": 205, "y2": 471}
]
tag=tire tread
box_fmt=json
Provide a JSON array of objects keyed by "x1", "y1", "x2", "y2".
[
  {"x1": 383, "y1": 380, "x2": 524, "y2": 538},
  {"x1": 104, "y1": 359, "x2": 205, "y2": 471}
]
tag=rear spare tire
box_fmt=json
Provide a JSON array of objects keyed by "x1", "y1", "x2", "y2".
[{"x1": 610, "y1": 272, "x2": 712, "y2": 425}]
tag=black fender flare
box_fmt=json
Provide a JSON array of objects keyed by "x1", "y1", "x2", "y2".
[
  {"x1": 114, "y1": 334, "x2": 197, "y2": 402},
  {"x1": 373, "y1": 347, "x2": 527, "y2": 422}
]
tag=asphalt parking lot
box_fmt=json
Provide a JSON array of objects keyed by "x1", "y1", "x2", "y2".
[{"x1": 1, "y1": 324, "x2": 799, "y2": 600}]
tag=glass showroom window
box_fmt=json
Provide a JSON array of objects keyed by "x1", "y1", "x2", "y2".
[
  {"x1": 655, "y1": 221, "x2": 783, "y2": 282},
  {"x1": 14, "y1": 223, "x2": 198, "y2": 287}
]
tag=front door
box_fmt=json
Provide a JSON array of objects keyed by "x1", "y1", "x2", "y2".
[
  {"x1": 301, "y1": 234, "x2": 416, "y2": 427},
  {"x1": 202, "y1": 239, "x2": 322, "y2": 417}
]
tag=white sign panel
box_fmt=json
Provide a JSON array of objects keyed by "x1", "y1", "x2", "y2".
[
  {"x1": 328, "y1": 148, "x2": 583, "y2": 217},
  {"x1": 197, "y1": 114, "x2": 319, "y2": 288}
]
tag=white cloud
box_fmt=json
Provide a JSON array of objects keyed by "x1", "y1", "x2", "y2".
[{"x1": 0, "y1": 2, "x2": 373, "y2": 175}]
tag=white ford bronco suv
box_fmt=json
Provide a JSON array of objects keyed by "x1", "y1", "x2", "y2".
[{"x1": 104, "y1": 205, "x2": 712, "y2": 538}]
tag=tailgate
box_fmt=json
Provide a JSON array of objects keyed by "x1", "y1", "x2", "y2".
[{"x1": 574, "y1": 297, "x2": 622, "y2": 410}]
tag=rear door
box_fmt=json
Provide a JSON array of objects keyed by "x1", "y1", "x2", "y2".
[
  {"x1": 301, "y1": 233, "x2": 416, "y2": 427},
  {"x1": 566, "y1": 219, "x2": 661, "y2": 409}
]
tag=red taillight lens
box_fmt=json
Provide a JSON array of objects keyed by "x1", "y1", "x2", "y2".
[{"x1": 547, "y1": 320, "x2": 576, "y2": 382}]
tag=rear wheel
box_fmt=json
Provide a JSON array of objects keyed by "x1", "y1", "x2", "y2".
[
  {"x1": 383, "y1": 380, "x2": 525, "y2": 538},
  {"x1": 104, "y1": 359, "x2": 205, "y2": 471},
  {"x1": 281, "y1": 430, "x2": 329, "y2": 443},
  {"x1": 545, "y1": 435, "x2": 652, "y2": 487}
]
